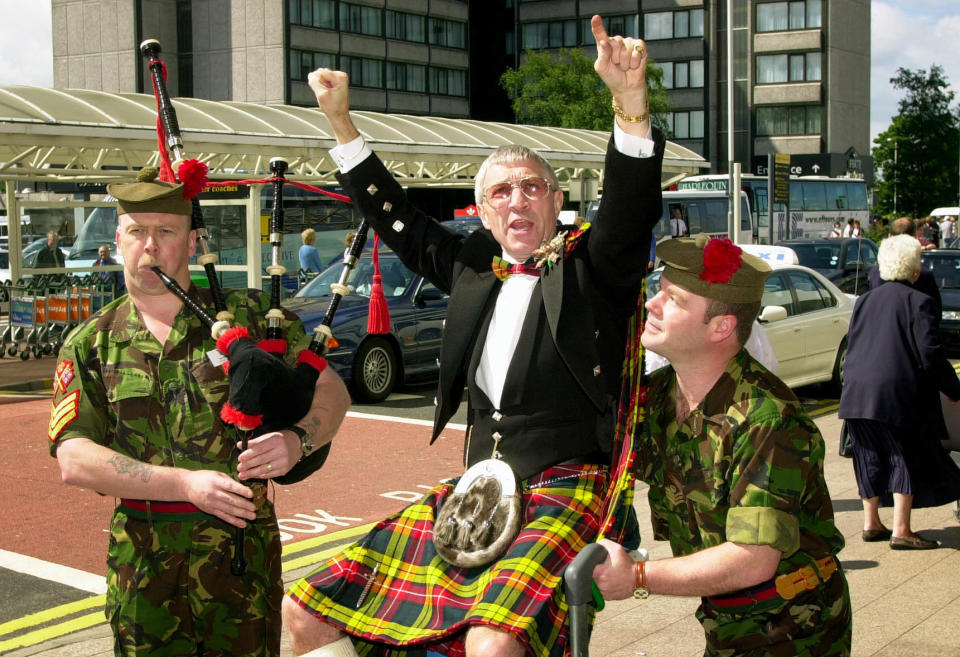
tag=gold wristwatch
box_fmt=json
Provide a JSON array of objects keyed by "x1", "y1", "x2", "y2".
[
  {"x1": 289, "y1": 425, "x2": 314, "y2": 459},
  {"x1": 633, "y1": 560, "x2": 650, "y2": 599}
]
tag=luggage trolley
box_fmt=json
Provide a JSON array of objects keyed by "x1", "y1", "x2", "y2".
[
  {"x1": 7, "y1": 278, "x2": 47, "y2": 360},
  {"x1": 44, "y1": 275, "x2": 80, "y2": 358}
]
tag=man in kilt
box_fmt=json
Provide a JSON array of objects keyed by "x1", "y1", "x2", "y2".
[{"x1": 283, "y1": 15, "x2": 663, "y2": 657}]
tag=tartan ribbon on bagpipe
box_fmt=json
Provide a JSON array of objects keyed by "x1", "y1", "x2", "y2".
[{"x1": 596, "y1": 277, "x2": 647, "y2": 542}]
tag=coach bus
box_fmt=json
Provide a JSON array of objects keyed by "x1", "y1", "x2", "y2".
[
  {"x1": 677, "y1": 174, "x2": 869, "y2": 241},
  {"x1": 585, "y1": 190, "x2": 754, "y2": 243}
]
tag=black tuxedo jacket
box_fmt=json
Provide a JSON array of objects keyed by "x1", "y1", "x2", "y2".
[{"x1": 335, "y1": 132, "x2": 666, "y2": 471}]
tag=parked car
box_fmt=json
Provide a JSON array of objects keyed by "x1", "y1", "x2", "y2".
[
  {"x1": 775, "y1": 237, "x2": 877, "y2": 295},
  {"x1": 283, "y1": 218, "x2": 483, "y2": 402},
  {"x1": 920, "y1": 248, "x2": 960, "y2": 355},
  {"x1": 646, "y1": 244, "x2": 853, "y2": 391}
]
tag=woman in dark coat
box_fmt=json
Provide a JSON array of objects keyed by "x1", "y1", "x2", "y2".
[{"x1": 839, "y1": 234, "x2": 960, "y2": 549}]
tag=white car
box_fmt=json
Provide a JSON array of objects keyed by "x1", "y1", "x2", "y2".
[{"x1": 646, "y1": 244, "x2": 853, "y2": 391}]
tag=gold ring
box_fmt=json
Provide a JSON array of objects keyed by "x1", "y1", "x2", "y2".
[
  {"x1": 266, "y1": 463, "x2": 272, "y2": 472},
  {"x1": 634, "y1": 43, "x2": 645, "y2": 55}
]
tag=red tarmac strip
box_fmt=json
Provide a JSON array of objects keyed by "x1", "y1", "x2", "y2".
[{"x1": 2, "y1": 399, "x2": 463, "y2": 576}]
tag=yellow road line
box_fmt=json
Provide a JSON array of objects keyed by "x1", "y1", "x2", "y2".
[
  {"x1": 0, "y1": 595, "x2": 104, "y2": 635},
  {"x1": 282, "y1": 522, "x2": 376, "y2": 556},
  {"x1": 0, "y1": 612, "x2": 105, "y2": 653},
  {"x1": 0, "y1": 526, "x2": 376, "y2": 649}
]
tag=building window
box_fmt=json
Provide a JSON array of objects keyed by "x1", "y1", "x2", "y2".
[
  {"x1": 386, "y1": 10, "x2": 426, "y2": 43},
  {"x1": 386, "y1": 62, "x2": 426, "y2": 92},
  {"x1": 667, "y1": 110, "x2": 705, "y2": 139},
  {"x1": 340, "y1": 3, "x2": 382, "y2": 37},
  {"x1": 645, "y1": 9, "x2": 704, "y2": 40},
  {"x1": 340, "y1": 55, "x2": 383, "y2": 88},
  {"x1": 429, "y1": 67, "x2": 467, "y2": 96},
  {"x1": 757, "y1": 52, "x2": 821, "y2": 83},
  {"x1": 757, "y1": 1, "x2": 821, "y2": 32},
  {"x1": 756, "y1": 105, "x2": 821, "y2": 135},
  {"x1": 289, "y1": 49, "x2": 336, "y2": 82},
  {"x1": 582, "y1": 15, "x2": 638, "y2": 44},
  {"x1": 429, "y1": 17, "x2": 466, "y2": 48},
  {"x1": 522, "y1": 20, "x2": 576, "y2": 48},
  {"x1": 661, "y1": 59, "x2": 705, "y2": 89},
  {"x1": 288, "y1": 0, "x2": 336, "y2": 29}
]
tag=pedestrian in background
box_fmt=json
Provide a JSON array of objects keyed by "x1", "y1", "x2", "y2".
[
  {"x1": 35, "y1": 230, "x2": 65, "y2": 268},
  {"x1": 839, "y1": 234, "x2": 960, "y2": 550},
  {"x1": 941, "y1": 215, "x2": 955, "y2": 246},
  {"x1": 299, "y1": 227, "x2": 324, "y2": 273},
  {"x1": 94, "y1": 244, "x2": 125, "y2": 295}
]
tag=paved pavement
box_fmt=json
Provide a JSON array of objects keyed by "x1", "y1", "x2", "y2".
[{"x1": 0, "y1": 356, "x2": 958, "y2": 656}]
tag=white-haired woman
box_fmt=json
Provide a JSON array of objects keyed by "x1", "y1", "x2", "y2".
[{"x1": 839, "y1": 234, "x2": 960, "y2": 549}]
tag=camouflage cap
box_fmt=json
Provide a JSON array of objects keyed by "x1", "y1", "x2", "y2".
[
  {"x1": 107, "y1": 167, "x2": 191, "y2": 217},
  {"x1": 656, "y1": 234, "x2": 770, "y2": 303}
]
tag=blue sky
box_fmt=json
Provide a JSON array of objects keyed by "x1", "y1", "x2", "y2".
[{"x1": 1, "y1": 1, "x2": 958, "y2": 150}]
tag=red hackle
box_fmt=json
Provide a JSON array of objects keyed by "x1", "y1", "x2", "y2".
[
  {"x1": 367, "y1": 233, "x2": 391, "y2": 334},
  {"x1": 700, "y1": 238, "x2": 743, "y2": 283},
  {"x1": 177, "y1": 159, "x2": 209, "y2": 199}
]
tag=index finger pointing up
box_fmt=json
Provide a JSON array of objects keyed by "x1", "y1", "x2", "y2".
[{"x1": 591, "y1": 15, "x2": 609, "y2": 43}]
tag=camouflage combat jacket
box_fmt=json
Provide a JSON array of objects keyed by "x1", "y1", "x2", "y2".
[
  {"x1": 48, "y1": 286, "x2": 310, "y2": 517},
  {"x1": 637, "y1": 350, "x2": 844, "y2": 576}
]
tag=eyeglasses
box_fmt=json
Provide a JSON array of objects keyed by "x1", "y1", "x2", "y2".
[{"x1": 482, "y1": 177, "x2": 553, "y2": 207}]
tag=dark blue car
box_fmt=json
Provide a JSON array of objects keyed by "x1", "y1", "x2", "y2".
[{"x1": 282, "y1": 218, "x2": 482, "y2": 402}]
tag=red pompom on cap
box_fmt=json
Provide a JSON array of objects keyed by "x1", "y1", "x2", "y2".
[
  {"x1": 177, "y1": 158, "x2": 209, "y2": 200},
  {"x1": 700, "y1": 238, "x2": 743, "y2": 284}
]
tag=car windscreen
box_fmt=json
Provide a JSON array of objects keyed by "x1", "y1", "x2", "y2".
[
  {"x1": 789, "y1": 243, "x2": 840, "y2": 270},
  {"x1": 296, "y1": 257, "x2": 415, "y2": 299},
  {"x1": 922, "y1": 254, "x2": 960, "y2": 289}
]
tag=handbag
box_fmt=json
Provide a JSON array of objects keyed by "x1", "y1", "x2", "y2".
[{"x1": 838, "y1": 421, "x2": 853, "y2": 458}]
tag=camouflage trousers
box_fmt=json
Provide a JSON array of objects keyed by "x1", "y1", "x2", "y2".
[
  {"x1": 697, "y1": 567, "x2": 852, "y2": 657},
  {"x1": 106, "y1": 504, "x2": 282, "y2": 657}
]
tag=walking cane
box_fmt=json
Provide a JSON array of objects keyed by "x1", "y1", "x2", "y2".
[{"x1": 564, "y1": 545, "x2": 649, "y2": 657}]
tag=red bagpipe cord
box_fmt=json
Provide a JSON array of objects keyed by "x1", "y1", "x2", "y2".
[{"x1": 596, "y1": 279, "x2": 647, "y2": 543}]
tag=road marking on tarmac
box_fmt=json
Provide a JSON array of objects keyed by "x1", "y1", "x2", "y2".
[
  {"x1": 0, "y1": 523, "x2": 387, "y2": 651},
  {"x1": 0, "y1": 549, "x2": 105, "y2": 594}
]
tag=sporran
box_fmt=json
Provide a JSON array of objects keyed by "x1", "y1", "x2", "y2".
[{"x1": 433, "y1": 459, "x2": 522, "y2": 568}]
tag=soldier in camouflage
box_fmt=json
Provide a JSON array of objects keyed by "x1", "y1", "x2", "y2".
[
  {"x1": 48, "y1": 170, "x2": 350, "y2": 657},
  {"x1": 592, "y1": 236, "x2": 852, "y2": 656}
]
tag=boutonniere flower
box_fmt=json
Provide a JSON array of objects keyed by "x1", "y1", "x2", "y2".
[{"x1": 533, "y1": 222, "x2": 591, "y2": 268}]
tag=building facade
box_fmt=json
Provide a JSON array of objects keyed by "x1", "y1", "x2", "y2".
[
  {"x1": 504, "y1": 0, "x2": 870, "y2": 179},
  {"x1": 51, "y1": 0, "x2": 870, "y2": 179},
  {"x1": 53, "y1": 0, "x2": 471, "y2": 116}
]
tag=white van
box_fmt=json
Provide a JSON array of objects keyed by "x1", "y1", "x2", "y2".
[{"x1": 929, "y1": 206, "x2": 959, "y2": 219}]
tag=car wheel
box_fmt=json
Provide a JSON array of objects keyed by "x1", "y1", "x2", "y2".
[
  {"x1": 351, "y1": 336, "x2": 398, "y2": 403},
  {"x1": 829, "y1": 338, "x2": 847, "y2": 396}
]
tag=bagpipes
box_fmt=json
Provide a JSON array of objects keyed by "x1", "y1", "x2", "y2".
[{"x1": 140, "y1": 39, "x2": 375, "y2": 575}]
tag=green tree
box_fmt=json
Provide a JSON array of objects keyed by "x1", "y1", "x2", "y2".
[
  {"x1": 872, "y1": 65, "x2": 960, "y2": 218},
  {"x1": 499, "y1": 48, "x2": 671, "y2": 133}
]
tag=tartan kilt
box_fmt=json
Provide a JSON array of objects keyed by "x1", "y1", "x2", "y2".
[{"x1": 286, "y1": 463, "x2": 609, "y2": 657}]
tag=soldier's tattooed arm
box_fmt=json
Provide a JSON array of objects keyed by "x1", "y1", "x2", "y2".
[
  {"x1": 300, "y1": 365, "x2": 350, "y2": 450},
  {"x1": 107, "y1": 454, "x2": 153, "y2": 482}
]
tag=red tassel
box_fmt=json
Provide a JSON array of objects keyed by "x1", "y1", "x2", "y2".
[{"x1": 367, "y1": 234, "x2": 391, "y2": 334}]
